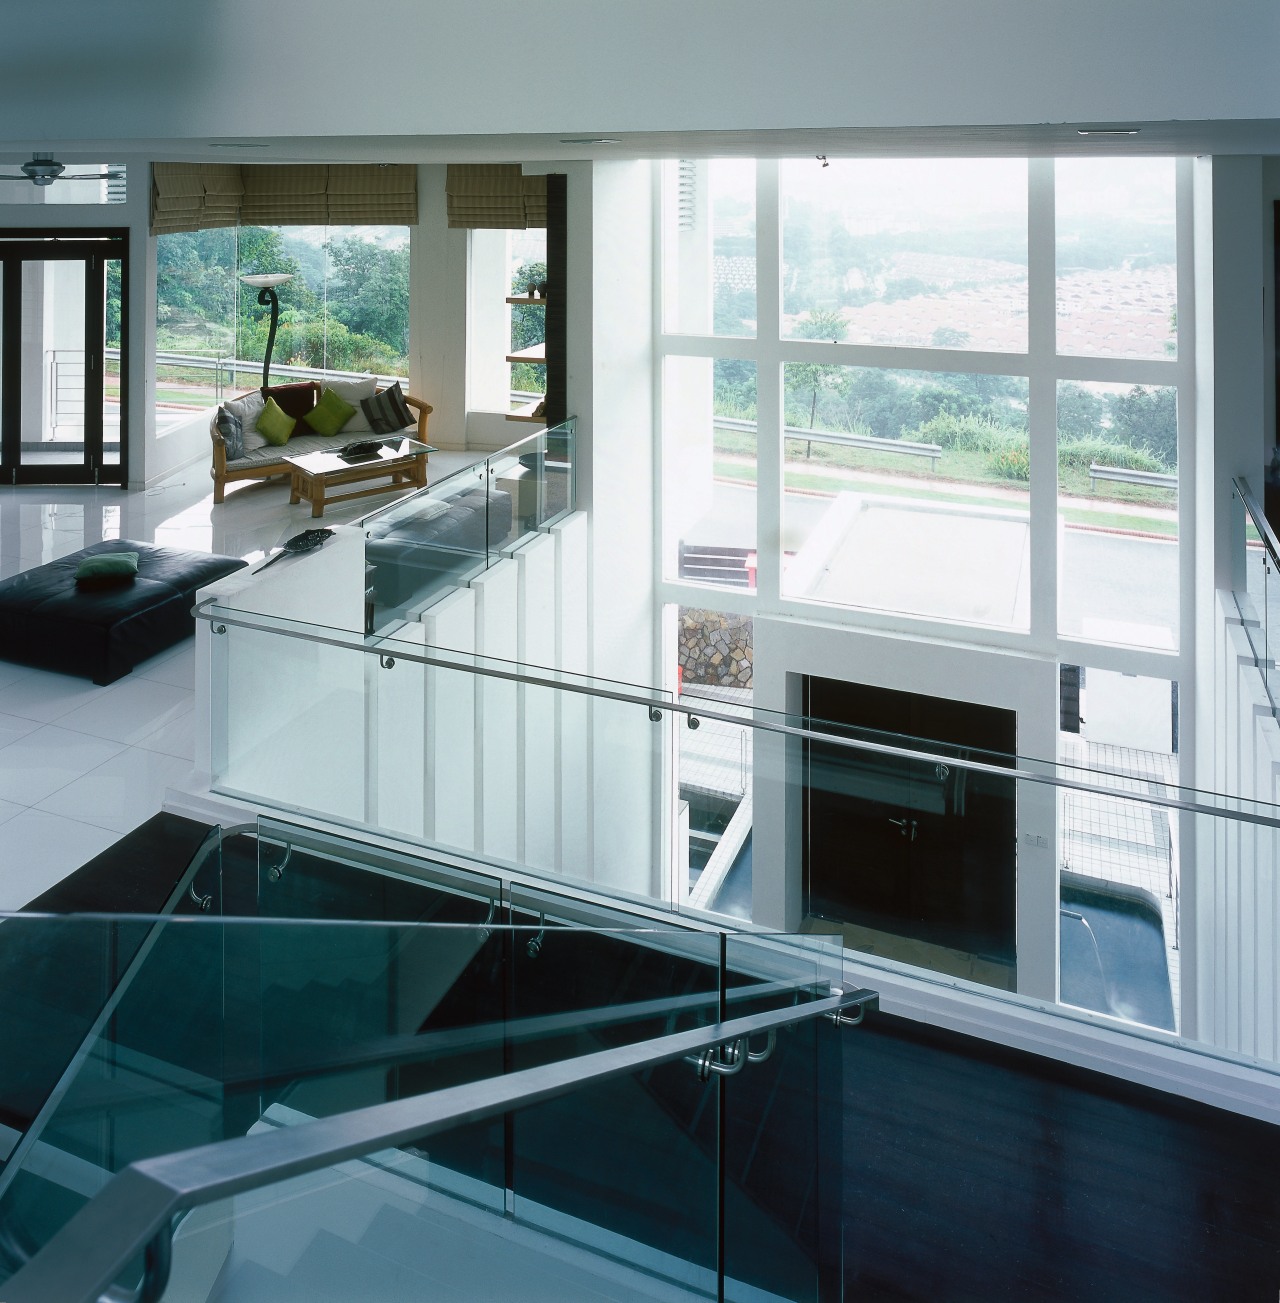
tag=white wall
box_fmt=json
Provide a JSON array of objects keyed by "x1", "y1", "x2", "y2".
[
  {"x1": 570, "y1": 160, "x2": 664, "y2": 898},
  {"x1": 1204, "y1": 595, "x2": 1280, "y2": 1064},
  {"x1": 5, "y1": 2, "x2": 1279, "y2": 141},
  {"x1": 410, "y1": 164, "x2": 468, "y2": 449}
]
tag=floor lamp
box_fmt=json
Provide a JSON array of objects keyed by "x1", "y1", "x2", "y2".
[{"x1": 240, "y1": 273, "x2": 293, "y2": 393}]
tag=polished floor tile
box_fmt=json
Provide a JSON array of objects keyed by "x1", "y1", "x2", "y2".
[
  {"x1": 0, "y1": 809, "x2": 121, "y2": 911},
  {"x1": 54, "y1": 678, "x2": 193, "y2": 747},
  {"x1": 0, "y1": 661, "x2": 35, "y2": 693},
  {"x1": 136, "y1": 642, "x2": 196, "y2": 688},
  {"x1": 0, "y1": 725, "x2": 127, "y2": 806},
  {"x1": 0, "y1": 667, "x2": 108, "y2": 724},
  {"x1": 135, "y1": 706, "x2": 196, "y2": 762},
  {"x1": 36, "y1": 748, "x2": 195, "y2": 834},
  {"x1": 0, "y1": 450, "x2": 486, "y2": 900},
  {"x1": 0, "y1": 711, "x2": 41, "y2": 750}
]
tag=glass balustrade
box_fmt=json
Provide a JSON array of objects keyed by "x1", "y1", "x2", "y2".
[
  {"x1": 361, "y1": 420, "x2": 576, "y2": 632},
  {"x1": 197, "y1": 585, "x2": 1280, "y2": 1083},
  {"x1": 1233, "y1": 477, "x2": 1280, "y2": 709},
  {"x1": 0, "y1": 902, "x2": 848, "y2": 1303}
]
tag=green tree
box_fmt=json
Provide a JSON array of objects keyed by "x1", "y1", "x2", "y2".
[
  {"x1": 325, "y1": 236, "x2": 410, "y2": 353},
  {"x1": 1057, "y1": 383, "x2": 1106, "y2": 440},
  {"x1": 1108, "y1": 385, "x2": 1177, "y2": 468},
  {"x1": 787, "y1": 309, "x2": 848, "y2": 432},
  {"x1": 105, "y1": 258, "x2": 122, "y2": 349},
  {"x1": 508, "y1": 258, "x2": 547, "y2": 394}
]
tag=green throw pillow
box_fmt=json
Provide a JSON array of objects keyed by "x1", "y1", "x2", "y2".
[
  {"x1": 303, "y1": 387, "x2": 358, "y2": 437},
  {"x1": 75, "y1": 551, "x2": 139, "y2": 586},
  {"x1": 257, "y1": 397, "x2": 296, "y2": 446}
]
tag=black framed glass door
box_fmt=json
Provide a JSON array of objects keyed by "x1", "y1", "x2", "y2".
[{"x1": 0, "y1": 232, "x2": 128, "y2": 485}]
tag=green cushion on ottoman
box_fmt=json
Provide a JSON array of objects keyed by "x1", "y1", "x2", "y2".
[{"x1": 75, "y1": 551, "x2": 139, "y2": 588}]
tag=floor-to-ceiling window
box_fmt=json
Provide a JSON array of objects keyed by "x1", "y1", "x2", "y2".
[
  {"x1": 657, "y1": 154, "x2": 1191, "y2": 1012},
  {"x1": 153, "y1": 224, "x2": 410, "y2": 427},
  {"x1": 659, "y1": 155, "x2": 1187, "y2": 659}
]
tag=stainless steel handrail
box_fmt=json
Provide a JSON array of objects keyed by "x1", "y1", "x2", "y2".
[
  {"x1": 193, "y1": 597, "x2": 1280, "y2": 830},
  {"x1": 1234, "y1": 476, "x2": 1280, "y2": 568},
  {"x1": 4, "y1": 987, "x2": 877, "y2": 1303}
]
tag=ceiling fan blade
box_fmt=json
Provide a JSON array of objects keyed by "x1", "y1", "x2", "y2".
[
  {"x1": 60, "y1": 172, "x2": 123, "y2": 182},
  {"x1": 0, "y1": 175, "x2": 33, "y2": 181}
]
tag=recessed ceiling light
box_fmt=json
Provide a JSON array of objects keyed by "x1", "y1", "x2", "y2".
[
  {"x1": 1076, "y1": 129, "x2": 1140, "y2": 136},
  {"x1": 559, "y1": 137, "x2": 622, "y2": 145}
]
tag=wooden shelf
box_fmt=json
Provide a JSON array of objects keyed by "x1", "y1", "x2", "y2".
[
  {"x1": 506, "y1": 399, "x2": 547, "y2": 423},
  {"x1": 505, "y1": 343, "x2": 546, "y2": 363},
  {"x1": 505, "y1": 296, "x2": 548, "y2": 305}
]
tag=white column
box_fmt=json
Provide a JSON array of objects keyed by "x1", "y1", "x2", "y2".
[
  {"x1": 473, "y1": 559, "x2": 520, "y2": 863},
  {"x1": 514, "y1": 531, "x2": 558, "y2": 871}
]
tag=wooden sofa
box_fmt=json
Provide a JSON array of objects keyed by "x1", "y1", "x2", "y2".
[{"x1": 210, "y1": 380, "x2": 432, "y2": 504}]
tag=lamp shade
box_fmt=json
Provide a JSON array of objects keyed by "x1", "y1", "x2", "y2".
[{"x1": 240, "y1": 273, "x2": 293, "y2": 289}]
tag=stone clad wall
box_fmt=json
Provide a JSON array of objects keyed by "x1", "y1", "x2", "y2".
[{"x1": 678, "y1": 608, "x2": 753, "y2": 689}]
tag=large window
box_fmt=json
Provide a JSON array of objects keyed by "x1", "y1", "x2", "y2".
[
  {"x1": 154, "y1": 225, "x2": 409, "y2": 419},
  {"x1": 660, "y1": 156, "x2": 1188, "y2": 655},
  {"x1": 780, "y1": 158, "x2": 1027, "y2": 351}
]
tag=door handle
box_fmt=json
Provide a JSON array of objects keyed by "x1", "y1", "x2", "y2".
[{"x1": 888, "y1": 817, "x2": 917, "y2": 841}]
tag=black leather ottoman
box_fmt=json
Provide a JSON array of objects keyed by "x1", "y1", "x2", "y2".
[{"x1": 0, "y1": 541, "x2": 247, "y2": 685}]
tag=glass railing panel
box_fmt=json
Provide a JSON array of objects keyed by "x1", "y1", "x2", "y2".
[
  {"x1": 484, "y1": 419, "x2": 577, "y2": 542},
  {"x1": 721, "y1": 934, "x2": 838, "y2": 1303},
  {"x1": 1267, "y1": 556, "x2": 1280, "y2": 711},
  {"x1": 1233, "y1": 477, "x2": 1278, "y2": 705},
  {"x1": 361, "y1": 631, "x2": 676, "y2": 904},
  {"x1": 159, "y1": 1059, "x2": 715, "y2": 1303},
  {"x1": 358, "y1": 420, "x2": 576, "y2": 635},
  {"x1": 541, "y1": 417, "x2": 577, "y2": 528},
  {"x1": 203, "y1": 594, "x2": 1280, "y2": 832},
  {"x1": 1, "y1": 914, "x2": 736, "y2": 1283},
  {"x1": 209, "y1": 615, "x2": 370, "y2": 824},
  {"x1": 251, "y1": 818, "x2": 503, "y2": 924},
  {"x1": 505, "y1": 913, "x2": 722, "y2": 1297},
  {"x1": 363, "y1": 461, "x2": 490, "y2": 632}
]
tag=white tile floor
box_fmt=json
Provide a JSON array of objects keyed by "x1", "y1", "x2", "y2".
[{"x1": 0, "y1": 449, "x2": 479, "y2": 910}]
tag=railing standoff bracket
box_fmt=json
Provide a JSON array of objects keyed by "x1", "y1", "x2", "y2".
[{"x1": 827, "y1": 988, "x2": 879, "y2": 1028}]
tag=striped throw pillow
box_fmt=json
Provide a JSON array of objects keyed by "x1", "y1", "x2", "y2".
[{"x1": 361, "y1": 382, "x2": 414, "y2": 435}]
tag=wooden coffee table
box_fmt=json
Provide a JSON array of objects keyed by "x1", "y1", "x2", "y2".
[{"x1": 286, "y1": 438, "x2": 436, "y2": 518}]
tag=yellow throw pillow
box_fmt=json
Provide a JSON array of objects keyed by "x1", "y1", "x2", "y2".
[{"x1": 257, "y1": 397, "x2": 297, "y2": 446}]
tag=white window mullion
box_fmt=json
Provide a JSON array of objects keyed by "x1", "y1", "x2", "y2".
[
  {"x1": 754, "y1": 159, "x2": 783, "y2": 609},
  {"x1": 1174, "y1": 155, "x2": 1197, "y2": 782},
  {"x1": 1027, "y1": 156, "x2": 1058, "y2": 651}
]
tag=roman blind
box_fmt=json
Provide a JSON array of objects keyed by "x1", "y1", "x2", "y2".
[
  {"x1": 150, "y1": 163, "x2": 418, "y2": 235},
  {"x1": 445, "y1": 165, "x2": 548, "y2": 229},
  {"x1": 151, "y1": 163, "x2": 244, "y2": 234}
]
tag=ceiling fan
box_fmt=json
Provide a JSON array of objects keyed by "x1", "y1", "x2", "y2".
[{"x1": 0, "y1": 154, "x2": 124, "y2": 187}]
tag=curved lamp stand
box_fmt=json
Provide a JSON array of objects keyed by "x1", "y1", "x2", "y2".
[{"x1": 240, "y1": 273, "x2": 293, "y2": 394}]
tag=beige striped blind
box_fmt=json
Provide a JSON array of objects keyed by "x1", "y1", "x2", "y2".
[
  {"x1": 151, "y1": 163, "x2": 243, "y2": 234},
  {"x1": 446, "y1": 165, "x2": 547, "y2": 229},
  {"x1": 151, "y1": 163, "x2": 418, "y2": 235}
]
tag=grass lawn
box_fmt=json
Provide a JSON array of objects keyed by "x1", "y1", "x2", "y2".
[{"x1": 716, "y1": 425, "x2": 1175, "y2": 510}]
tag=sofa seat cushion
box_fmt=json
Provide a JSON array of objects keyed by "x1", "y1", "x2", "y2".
[
  {"x1": 0, "y1": 542, "x2": 247, "y2": 685},
  {"x1": 365, "y1": 487, "x2": 513, "y2": 617},
  {"x1": 226, "y1": 427, "x2": 415, "y2": 471}
]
